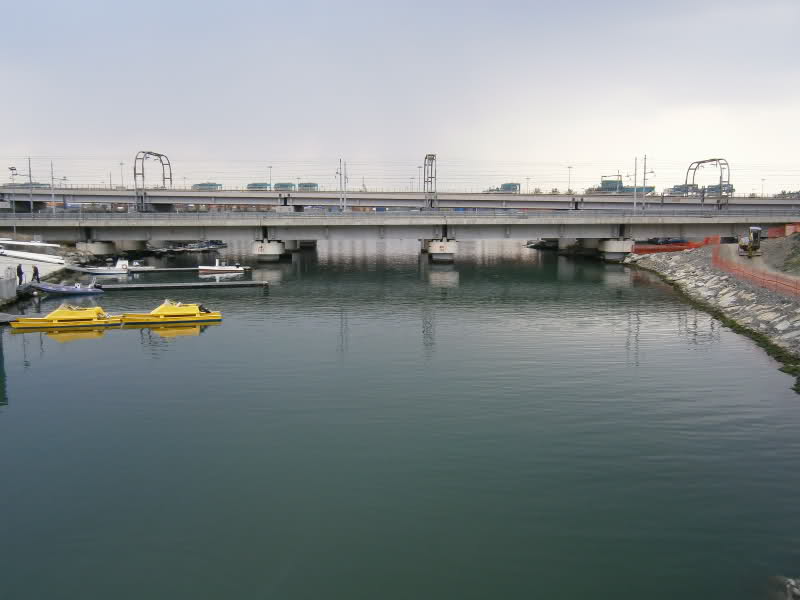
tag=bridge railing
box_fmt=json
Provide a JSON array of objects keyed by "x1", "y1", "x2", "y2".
[{"x1": 0, "y1": 208, "x2": 800, "y2": 220}]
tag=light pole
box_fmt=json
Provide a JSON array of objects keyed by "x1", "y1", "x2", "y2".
[
  {"x1": 567, "y1": 166, "x2": 573, "y2": 194},
  {"x1": 119, "y1": 162, "x2": 125, "y2": 188},
  {"x1": 526, "y1": 177, "x2": 530, "y2": 194},
  {"x1": 417, "y1": 166, "x2": 422, "y2": 192},
  {"x1": 8, "y1": 167, "x2": 16, "y2": 235},
  {"x1": 268, "y1": 165, "x2": 272, "y2": 189},
  {"x1": 761, "y1": 178, "x2": 765, "y2": 198}
]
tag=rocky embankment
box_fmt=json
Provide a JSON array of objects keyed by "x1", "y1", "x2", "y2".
[{"x1": 625, "y1": 245, "x2": 800, "y2": 386}]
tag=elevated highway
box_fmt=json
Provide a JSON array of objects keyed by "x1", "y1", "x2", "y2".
[
  {"x1": 0, "y1": 209, "x2": 797, "y2": 262},
  {"x1": 1, "y1": 187, "x2": 799, "y2": 212}
]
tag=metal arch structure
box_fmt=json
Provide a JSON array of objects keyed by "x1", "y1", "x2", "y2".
[
  {"x1": 685, "y1": 158, "x2": 731, "y2": 203},
  {"x1": 133, "y1": 151, "x2": 173, "y2": 210},
  {"x1": 423, "y1": 153, "x2": 437, "y2": 209}
]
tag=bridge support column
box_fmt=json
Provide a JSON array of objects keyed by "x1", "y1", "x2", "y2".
[
  {"x1": 427, "y1": 239, "x2": 457, "y2": 263},
  {"x1": 557, "y1": 238, "x2": 579, "y2": 254},
  {"x1": 284, "y1": 240, "x2": 300, "y2": 252},
  {"x1": 252, "y1": 240, "x2": 284, "y2": 262},
  {"x1": 599, "y1": 239, "x2": 634, "y2": 263},
  {"x1": 76, "y1": 241, "x2": 116, "y2": 256},
  {"x1": 116, "y1": 240, "x2": 147, "y2": 252}
]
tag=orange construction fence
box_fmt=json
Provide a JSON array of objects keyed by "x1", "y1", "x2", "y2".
[{"x1": 712, "y1": 246, "x2": 800, "y2": 298}]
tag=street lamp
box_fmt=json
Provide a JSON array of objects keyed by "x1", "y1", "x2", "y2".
[
  {"x1": 567, "y1": 166, "x2": 573, "y2": 194},
  {"x1": 119, "y1": 162, "x2": 125, "y2": 188},
  {"x1": 7, "y1": 167, "x2": 17, "y2": 235},
  {"x1": 268, "y1": 165, "x2": 272, "y2": 189},
  {"x1": 761, "y1": 178, "x2": 766, "y2": 198}
]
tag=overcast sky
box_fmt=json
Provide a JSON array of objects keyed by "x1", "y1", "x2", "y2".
[{"x1": 1, "y1": 0, "x2": 798, "y2": 193}]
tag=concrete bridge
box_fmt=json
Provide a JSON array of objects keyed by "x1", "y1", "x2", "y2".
[
  {"x1": 2, "y1": 186, "x2": 800, "y2": 212},
  {"x1": 0, "y1": 209, "x2": 796, "y2": 262}
]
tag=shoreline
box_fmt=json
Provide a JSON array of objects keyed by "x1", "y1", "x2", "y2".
[{"x1": 627, "y1": 246, "x2": 800, "y2": 392}]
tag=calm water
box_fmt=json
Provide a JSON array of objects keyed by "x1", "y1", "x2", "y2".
[{"x1": 1, "y1": 241, "x2": 798, "y2": 600}]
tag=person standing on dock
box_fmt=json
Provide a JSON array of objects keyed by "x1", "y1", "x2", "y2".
[
  {"x1": 32, "y1": 265, "x2": 40, "y2": 283},
  {"x1": 16, "y1": 264, "x2": 23, "y2": 285}
]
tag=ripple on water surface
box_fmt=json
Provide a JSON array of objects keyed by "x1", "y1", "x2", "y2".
[{"x1": 0, "y1": 241, "x2": 798, "y2": 600}]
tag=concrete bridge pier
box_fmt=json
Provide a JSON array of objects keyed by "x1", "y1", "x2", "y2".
[
  {"x1": 284, "y1": 240, "x2": 300, "y2": 252},
  {"x1": 599, "y1": 239, "x2": 634, "y2": 262},
  {"x1": 116, "y1": 240, "x2": 148, "y2": 252},
  {"x1": 252, "y1": 240, "x2": 284, "y2": 262},
  {"x1": 427, "y1": 239, "x2": 457, "y2": 263},
  {"x1": 557, "y1": 238, "x2": 579, "y2": 254},
  {"x1": 76, "y1": 241, "x2": 116, "y2": 256}
]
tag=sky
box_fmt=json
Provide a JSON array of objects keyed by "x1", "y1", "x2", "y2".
[{"x1": 1, "y1": 0, "x2": 798, "y2": 194}]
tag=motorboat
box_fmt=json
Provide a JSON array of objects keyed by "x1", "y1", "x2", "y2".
[
  {"x1": 0, "y1": 240, "x2": 66, "y2": 265},
  {"x1": 120, "y1": 299, "x2": 222, "y2": 325},
  {"x1": 32, "y1": 280, "x2": 104, "y2": 296},
  {"x1": 70, "y1": 258, "x2": 131, "y2": 275},
  {"x1": 198, "y1": 272, "x2": 243, "y2": 281},
  {"x1": 198, "y1": 258, "x2": 249, "y2": 273},
  {"x1": 127, "y1": 260, "x2": 156, "y2": 273},
  {"x1": 10, "y1": 304, "x2": 122, "y2": 329}
]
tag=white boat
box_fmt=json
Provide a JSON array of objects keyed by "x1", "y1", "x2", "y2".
[
  {"x1": 127, "y1": 260, "x2": 156, "y2": 273},
  {"x1": 198, "y1": 258, "x2": 249, "y2": 273},
  {"x1": 70, "y1": 258, "x2": 132, "y2": 275},
  {"x1": 0, "y1": 241, "x2": 66, "y2": 265}
]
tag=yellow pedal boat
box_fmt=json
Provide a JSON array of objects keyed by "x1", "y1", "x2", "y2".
[
  {"x1": 10, "y1": 304, "x2": 122, "y2": 329},
  {"x1": 120, "y1": 299, "x2": 222, "y2": 326}
]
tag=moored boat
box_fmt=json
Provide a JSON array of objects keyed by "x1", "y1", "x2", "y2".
[
  {"x1": 10, "y1": 304, "x2": 122, "y2": 329},
  {"x1": 119, "y1": 299, "x2": 222, "y2": 325},
  {"x1": 32, "y1": 278, "x2": 104, "y2": 296},
  {"x1": 70, "y1": 259, "x2": 131, "y2": 275},
  {"x1": 127, "y1": 260, "x2": 156, "y2": 273},
  {"x1": 198, "y1": 258, "x2": 248, "y2": 273}
]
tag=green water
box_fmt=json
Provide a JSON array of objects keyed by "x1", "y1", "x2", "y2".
[{"x1": 1, "y1": 241, "x2": 798, "y2": 600}]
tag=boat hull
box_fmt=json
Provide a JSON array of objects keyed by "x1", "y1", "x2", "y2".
[
  {"x1": 120, "y1": 315, "x2": 222, "y2": 325},
  {"x1": 32, "y1": 283, "x2": 104, "y2": 296},
  {"x1": 11, "y1": 318, "x2": 122, "y2": 329}
]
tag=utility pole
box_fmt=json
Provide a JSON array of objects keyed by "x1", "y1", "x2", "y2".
[
  {"x1": 50, "y1": 161, "x2": 55, "y2": 214},
  {"x1": 120, "y1": 162, "x2": 125, "y2": 188},
  {"x1": 109, "y1": 171, "x2": 112, "y2": 188},
  {"x1": 337, "y1": 159, "x2": 344, "y2": 210},
  {"x1": 8, "y1": 166, "x2": 16, "y2": 235},
  {"x1": 761, "y1": 178, "x2": 765, "y2": 198},
  {"x1": 526, "y1": 177, "x2": 530, "y2": 194},
  {"x1": 417, "y1": 166, "x2": 422, "y2": 192},
  {"x1": 633, "y1": 157, "x2": 638, "y2": 211},
  {"x1": 567, "y1": 165, "x2": 573, "y2": 194},
  {"x1": 268, "y1": 165, "x2": 272, "y2": 189},
  {"x1": 641, "y1": 155, "x2": 654, "y2": 210},
  {"x1": 27, "y1": 157, "x2": 33, "y2": 214}
]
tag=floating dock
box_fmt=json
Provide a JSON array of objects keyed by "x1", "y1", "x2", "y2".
[{"x1": 97, "y1": 281, "x2": 267, "y2": 291}]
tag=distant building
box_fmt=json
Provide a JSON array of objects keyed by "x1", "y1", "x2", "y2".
[
  {"x1": 587, "y1": 175, "x2": 655, "y2": 195},
  {"x1": 273, "y1": 182, "x2": 296, "y2": 191},
  {"x1": 1, "y1": 182, "x2": 51, "y2": 189},
  {"x1": 246, "y1": 182, "x2": 272, "y2": 191},
  {"x1": 665, "y1": 183, "x2": 700, "y2": 196},
  {"x1": 191, "y1": 182, "x2": 223, "y2": 191},
  {"x1": 485, "y1": 182, "x2": 521, "y2": 193},
  {"x1": 297, "y1": 182, "x2": 319, "y2": 192}
]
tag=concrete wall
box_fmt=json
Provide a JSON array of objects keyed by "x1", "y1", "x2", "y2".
[{"x1": 0, "y1": 266, "x2": 17, "y2": 305}]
